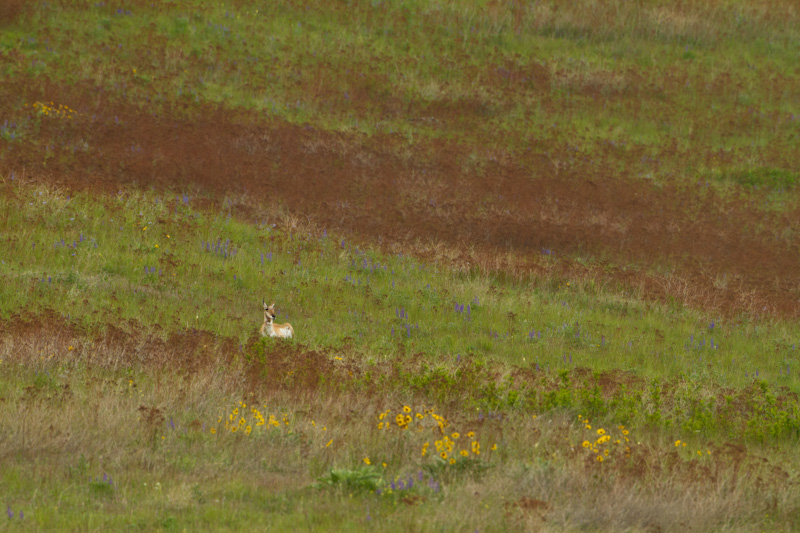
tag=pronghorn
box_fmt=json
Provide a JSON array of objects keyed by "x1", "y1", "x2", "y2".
[{"x1": 260, "y1": 301, "x2": 294, "y2": 339}]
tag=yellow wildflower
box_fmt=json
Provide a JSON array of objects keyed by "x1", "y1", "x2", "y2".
[{"x1": 363, "y1": 457, "x2": 371, "y2": 465}]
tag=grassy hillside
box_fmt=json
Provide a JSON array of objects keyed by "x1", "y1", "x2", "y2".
[{"x1": 1, "y1": 1, "x2": 800, "y2": 531}]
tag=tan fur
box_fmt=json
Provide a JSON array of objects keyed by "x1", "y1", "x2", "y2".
[{"x1": 260, "y1": 301, "x2": 294, "y2": 339}]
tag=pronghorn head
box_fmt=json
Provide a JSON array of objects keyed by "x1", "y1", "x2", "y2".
[{"x1": 263, "y1": 300, "x2": 276, "y2": 322}]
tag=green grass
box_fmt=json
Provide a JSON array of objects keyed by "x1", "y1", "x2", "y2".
[
  {"x1": 3, "y1": 1, "x2": 800, "y2": 530},
  {"x1": 2, "y1": 179, "x2": 799, "y2": 391},
  {"x1": 1, "y1": 0, "x2": 799, "y2": 195}
]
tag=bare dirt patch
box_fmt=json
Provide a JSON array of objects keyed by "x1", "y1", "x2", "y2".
[{"x1": 2, "y1": 77, "x2": 799, "y2": 317}]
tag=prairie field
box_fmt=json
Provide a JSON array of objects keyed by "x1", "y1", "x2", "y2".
[{"x1": 1, "y1": 1, "x2": 800, "y2": 531}]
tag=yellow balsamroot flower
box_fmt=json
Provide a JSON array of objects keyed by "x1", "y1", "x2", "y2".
[
  {"x1": 491, "y1": 444, "x2": 497, "y2": 451},
  {"x1": 675, "y1": 440, "x2": 681, "y2": 447},
  {"x1": 449, "y1": 458, "x2": 456, "y2": 465},
  {"x1": 363, "y1": 457, "x2": 371, "y2": 465},
  {"x1": 416, "y1": 413, "x2": 424, "y2": 419},
  {"x1": 440, "y1": 452, "x2": 447, "y2": 460},
  {"x1": 460, "y1": 450, "x2": 468, "y2": 457},
  {"x1": 596, "y1": 455, "x2": 604, "y2": 463},
  {"x1": 582, "y1": 440, "x2": 591, "y2": 448},
  {"x1": 379, "y1": 413, "x2": 387, "y2": 420},
  {"x1": 467, "y1": 431, "x2": 475, "y2": 438},
  {"x1": 245, "y1": 425, "x2": 252, "y2": 435},
  {"x1": 452, "y1": 432, "x2": 460, "y2": 439},
  {"x1": 622, "y1": 429, "x2": 629, "y2": 435},
  {"x1": 403, "y1": 405, "x2": 411, "y2": 413},
  {"x1": 597, "y1": 428, "x2": 606, "y2": 436},
  {"x1": 210, "y1": 428, "x2": 216, "y2": 434},
  {"x1": 325, "y1": 439, "x2": 332, "y2": 447},
  {"x1": 585, "y1": 424, "x2": 592, "y2": 430}
]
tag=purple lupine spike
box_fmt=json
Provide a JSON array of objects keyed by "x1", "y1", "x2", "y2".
[{"x1": 6, "y1": 506, "x2": 12, "y2": 519}]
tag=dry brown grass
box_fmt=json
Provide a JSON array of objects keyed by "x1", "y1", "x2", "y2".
[{"x1": 1, "y1": 319, "x2": 799, "y2": 530}]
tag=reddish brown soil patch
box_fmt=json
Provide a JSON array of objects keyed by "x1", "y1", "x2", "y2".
[{"x1": 2, "y1": 77, "x2": 800, "y2": 317}]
